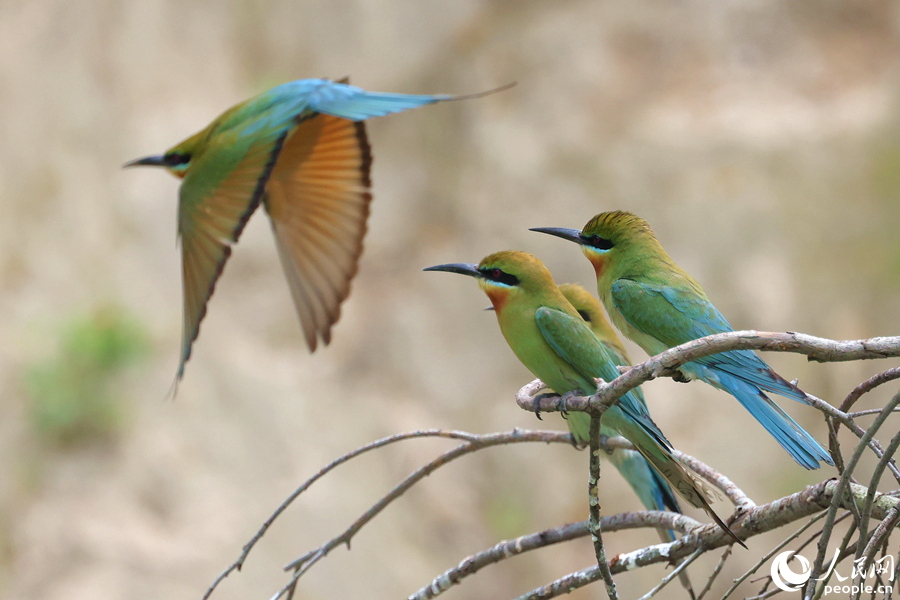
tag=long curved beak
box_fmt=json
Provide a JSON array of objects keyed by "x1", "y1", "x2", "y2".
[
  {"x1": 423, "y1": 262, "x2": 483, "y2": 279},
  {"x1": 123, "y1": 155, "x2": 167, "y2": 168},
  {"x1": 529, "y1": 226, "x2": 585, "y2": 245}
]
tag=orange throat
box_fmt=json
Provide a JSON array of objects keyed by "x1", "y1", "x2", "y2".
[
  {"x1": 485, "y1": 287, "x2": 510, "y2": 314},
  {"x1": 587, "y1": 252, "x2": 607, "y2": 278}
]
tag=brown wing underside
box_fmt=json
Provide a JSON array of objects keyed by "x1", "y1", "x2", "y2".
[{"x1": 263, "y1": 114, "x2": 372, "y2": 351}]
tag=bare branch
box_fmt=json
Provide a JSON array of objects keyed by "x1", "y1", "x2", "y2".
[
  {"x1": 514, "y1": 564, "x2": 602, "y2": 600},
  {"x1": 695, "y1": 546, "x2": 732, "y2": 600},
  {"x1": 426, "y1": 479, "x2": 899, "y2": 600},
  {"x1": 805, "y1": 391, "x2": 900, "y2": 600},
  {"x1": 855, "y1": 428, "x2": 900, "y2": 580},
  {"x1": 635, "y1": 548, "x2": 704, "y2": 600},
  {"x1": 203, "y1": 429, "x2": 529, "y2": 600},
  {"x1": 410, "y1": 512, "x2": 699, "y2": 600},
  {"x1": 589, "y1": 413, "x2": 619, "y2": 600},
  {"x1": 840, "y1": 366, "x2": 900, "y2": 413},
  {"x1": 272, "y1": 429, "x2": 573, "y2": 599},
  {"x1": 719, "y1": 512, "x2": 828, "y2": 600},
  {"x1": 515, "y1": 332, "x2": 900, "y2": 418},
  {"x1": 515, "y1": 331, "x2": 900, "y2": 486}
]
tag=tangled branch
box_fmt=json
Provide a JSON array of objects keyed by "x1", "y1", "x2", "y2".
[{"x1": 200, "y1": 332, "x2": 900, "y2": 600}]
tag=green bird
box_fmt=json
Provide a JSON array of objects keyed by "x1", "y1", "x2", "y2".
[
  {"x1": 561, "y1": 283, "x2": 697, "y2": 596},
  {"x1": 425, "y1": 251, "x2": 741, "y2": 545},
  {"x1": 558, "y1": 284, "x2": 678, "y2": 510},
  {"x1": 532, "y1": 211, "x2": 832, "y2": 469},
  {"x1": 125, "y1": 77, "x2": 510, "y2": 381}
]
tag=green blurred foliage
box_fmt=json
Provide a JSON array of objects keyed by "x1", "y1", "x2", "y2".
[
  {"x1": 24, "y1": 306, "x2": 149, "y2": 448},
  {"x1": 484, "y1": 491, "x2": 532, "y2": 541}
]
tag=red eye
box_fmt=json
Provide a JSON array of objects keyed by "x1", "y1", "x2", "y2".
[{"x1": 491, "y1": 269, "x2": 502, "y2": 278}]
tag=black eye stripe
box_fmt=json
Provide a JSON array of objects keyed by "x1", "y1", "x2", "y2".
[
  {"x1": 576, "y1": 309, "x2": 592, "y2": 322},
  {"x1": 479, "y1": 267, "x2": 520, "y2": 287},
  {"x1": 164, "y1": 152, "x2": 190, "y2": 167},
  {"x1": 584, "y1": 234, "x2": 614, "y2": 250}
]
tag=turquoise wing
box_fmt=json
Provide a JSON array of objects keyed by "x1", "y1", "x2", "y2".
[
  {"x1": 534, "y1": 307, "x2": 623, "y2": 388},
  {"x1": 611, "y1": 278, "x2": 807, "y2": 401}
]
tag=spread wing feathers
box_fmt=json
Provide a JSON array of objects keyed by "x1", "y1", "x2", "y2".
[
  {"x1": 534, "y1": 307, "x2": 742, "y2": 545},
  {"x1": 263, "y1": 114, "x2": 372, "y2": 352},
  {"x1": 176, "y1": 134, "x2": 284, "y2": 379},
  {"x1": 610, "y1": 279, "x2": 807, "y2": 402}
]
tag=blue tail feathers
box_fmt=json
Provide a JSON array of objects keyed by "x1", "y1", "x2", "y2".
[{"x1": 697, "y1": 366, "x2": 832, "y2": 469}]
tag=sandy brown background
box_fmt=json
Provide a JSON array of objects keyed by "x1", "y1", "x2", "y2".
[{"x1": 2, "y1": 1, "x2": 900, "y2": 598}]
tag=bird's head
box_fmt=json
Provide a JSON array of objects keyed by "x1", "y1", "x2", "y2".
[
  {"x1": 123, "y1": 130, "x2": 205, "y2": 179},
  {"x1": 424, "y1": 251, "x2": 557, "y2": 314},
  {"x1": 531, "y1": 210, "x2": 658, "y2": 278},
  {"x1": 557, "y1": 282, "x2": 626, "y2": 357}
]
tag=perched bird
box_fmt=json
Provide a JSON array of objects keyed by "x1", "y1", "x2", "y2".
[
  {"x1": 557, "y1": 284, "x2": 677, "y2": 511},
  {"x1": 532, "y1": 211, "x2": 832, "y2": 469},
  {"x1": 425, "y1": 251, "x2": 741, "y2": 545},
  {"x1": 126, "y1": 78, "x2": 511, "y2": 381},
  {"x1": 561, "y1": 283, "x2": 699, "y2": 595}
]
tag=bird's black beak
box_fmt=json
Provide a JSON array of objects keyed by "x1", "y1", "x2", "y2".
[
  {"x1": 123, "y1": 155, "x2": 167, "y2": 168},
  {"x1": 423, "y1": 263, "x2": 483, "y2": 279},
  {"x1": 529, "y1": 227, "x2": 585, "y2": 245}
]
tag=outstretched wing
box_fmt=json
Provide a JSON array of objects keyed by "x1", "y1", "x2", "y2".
[
  {"x1": 176, "y1": 132, "x2": 283, "y2": 379},
  {"x1": 263, "y1": 114, "x2": 372, "y2": 351}
]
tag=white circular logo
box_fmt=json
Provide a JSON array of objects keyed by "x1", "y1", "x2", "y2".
[{"x1": 771, "y1": 551, "x2": 812, "y2": 592}]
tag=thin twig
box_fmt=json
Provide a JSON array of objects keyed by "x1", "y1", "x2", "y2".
[
  {"x1": 635, "y1": 548, "x2": 704, "y2": 600},
  {"x1": 813, "y1": 519, "x2": 859, "y2": 600},
  {"x1": 589, "y1": 412, "x2": 619, "y2": 600},
  {"x1": 840, "y1": 367, "x2": 900, "y2": 413},
  {"x1": 718, "y1": 512, "x2": 827, "y2": 600},
  {"x1": 744, "y1": 587, "x2": 783, "y2": 600},
  {"x1": 805, "y1": 391, "x2": 900, "y2": 600},
  {"x1": 794, "y1": 511, "x2": 852, "y2": 556},
  {"x1": 272, "y1": 429, "x2": 572, "y2": 599},
  {"x1": 859, "y1": 506, "x2": 900, "y2": 588},
  {"x1": 847, "y1": 407, "x2": 900, "y2": 418},
  {"x1": 696, "y1": 546, "x2": 732, "y2": 600},
  {"x1": 856, "y1": 428, "x2": 900, "y2": 567},
  {"x1": 203, "y1": 429, "x2": 520, "y2": 600}
]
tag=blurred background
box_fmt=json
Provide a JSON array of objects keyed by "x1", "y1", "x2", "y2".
[{"x1": 2, "y1": 1, "x2": 900, "y2": 598}]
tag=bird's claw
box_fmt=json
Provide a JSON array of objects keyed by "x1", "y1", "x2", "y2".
[
  {"x1": 559, "y1": 390, "x2": 578, "y2": 418},
  {"x1": 532, "y1": 392, "x2": 558, "y2": 420},
  {"x1": 671, "y1": 369, "x2": 691, "y2": 384}
]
